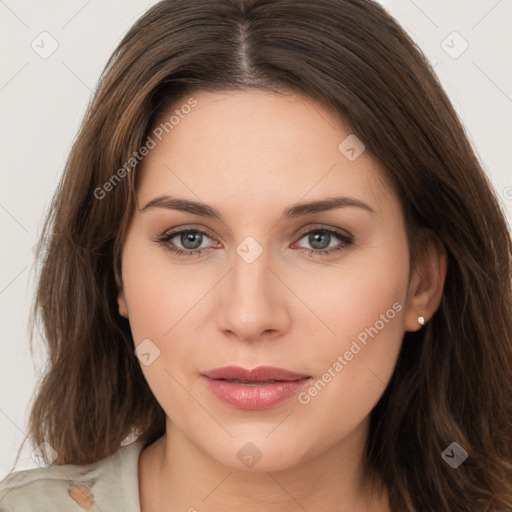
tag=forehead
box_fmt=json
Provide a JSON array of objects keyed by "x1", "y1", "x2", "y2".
[{"x1": 137, "y1": 89, "x2": 397, "y2": 218}]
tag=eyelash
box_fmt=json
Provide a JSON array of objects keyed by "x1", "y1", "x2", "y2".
[{"x1": 155, "y1": 226, "x2": 354, "y2": 258}]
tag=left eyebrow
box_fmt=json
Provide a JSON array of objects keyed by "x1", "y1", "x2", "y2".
[
  {"x1": 282, "y1": 196, "x2": 376, "y2": 218},
  {"x1": 140, "y1": 194, "x2": 376, "y2": 221}
]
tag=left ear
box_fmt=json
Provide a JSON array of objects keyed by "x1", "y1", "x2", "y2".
[{"x1": 404, "y1": 229, "x2": 448, "y2": 332}]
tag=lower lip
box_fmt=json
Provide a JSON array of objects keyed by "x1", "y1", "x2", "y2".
[{"x1": 203, "y1": 376, "x2": 312, "y2": 410}]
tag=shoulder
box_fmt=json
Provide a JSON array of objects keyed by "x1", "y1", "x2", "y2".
[{"x1": 0, "y1": 440, "x2": 144, "y2": 512}]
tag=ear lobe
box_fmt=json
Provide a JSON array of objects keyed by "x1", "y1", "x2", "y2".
[
  {"x1": 115, "y1": 274, "x2": 129, "y2": 319},
  {"x1": 404, "y1": 230, "x2": 448, "y2": 332},
  {"x1": 113, "y1": 259, "x2": 130, "y2": 318},
  {"x1": 117, "y1": 287, "x2": 129, "y2": 318}
]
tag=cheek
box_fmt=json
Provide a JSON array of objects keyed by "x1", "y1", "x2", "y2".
[
  {"x1": 292, "y1": 241, "x2": 409, "y2": 440},
  {"x1": 120, "y1": 238, "x2": 213, "y2": 344},
  {"x1": 119, "y1": 241, "x2": 210, "y2": 419},
  {"x1": 289, "y1": 232, "x2": 409, "y2": 353}
]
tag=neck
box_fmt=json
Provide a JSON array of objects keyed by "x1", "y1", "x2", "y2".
[{"x1": 138, "y1": 418, "x2": 390, "y2": 512}]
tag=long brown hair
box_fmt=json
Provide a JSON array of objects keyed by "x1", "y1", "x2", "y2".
[{"x1": 25, "y1": 0, "x2": 512, "y2": 509}]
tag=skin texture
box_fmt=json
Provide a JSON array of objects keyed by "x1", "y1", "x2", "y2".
[{"x1": 116, "y1": 90, "x2": 447, "y2": 512}]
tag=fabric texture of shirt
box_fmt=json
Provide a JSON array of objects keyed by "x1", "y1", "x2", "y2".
[{"x1": 0, "y1": 440, "x2": 144, "y2": 511}]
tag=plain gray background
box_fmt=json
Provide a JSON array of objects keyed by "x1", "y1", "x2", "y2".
[{"x1": 1, "y1": 0, "x2": 511, "y2": 477}]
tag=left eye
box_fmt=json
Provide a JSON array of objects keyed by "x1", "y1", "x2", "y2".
[
  {"x1": 156, "y1": 227, "x2": 353, "y2": 257},
  {"x1": 294, "y1": 228, "x2": 353, "y2": 255}
]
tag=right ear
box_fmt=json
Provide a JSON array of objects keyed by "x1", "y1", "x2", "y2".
[{"x1": 115, "y1": 272, "x2": 129, "y2": 318}]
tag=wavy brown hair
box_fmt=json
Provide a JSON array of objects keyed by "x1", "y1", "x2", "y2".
[{"x1": 23, "y1": 0, "x2": 512, "y2": 510}]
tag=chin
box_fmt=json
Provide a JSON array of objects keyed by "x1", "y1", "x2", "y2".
[{"x1": 206, "y1": 433, "x2": 312, "y2": 473}]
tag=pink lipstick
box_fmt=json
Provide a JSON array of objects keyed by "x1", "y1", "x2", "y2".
[{"x1": 202, "y1": 366, "x2": 312, "y2": 410}]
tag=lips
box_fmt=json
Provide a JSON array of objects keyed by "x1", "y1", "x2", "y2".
[
  {"x1": 202, "y1": 366, "x2": 312, "y2": 409},
  {"x1": 204, "y1": 365, "x2": 310, "y2": 382}
]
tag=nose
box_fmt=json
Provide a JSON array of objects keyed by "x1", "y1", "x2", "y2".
[{"x1": 216, "y1": 248, "x2": 291, "y2": 343}]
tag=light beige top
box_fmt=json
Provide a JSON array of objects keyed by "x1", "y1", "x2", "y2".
[{"x1": 0, "y1": 440, "x2": 144, "y2": 511}]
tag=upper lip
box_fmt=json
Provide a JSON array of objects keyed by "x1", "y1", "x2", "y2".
[{"x1": 203, "y1": 366, "x2": 310, "y2": 382}]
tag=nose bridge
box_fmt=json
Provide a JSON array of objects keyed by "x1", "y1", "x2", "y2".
[
  {"x1": 217, "y1": 238, "x2": 290, "y2": 340},
  {"x1": 230, "y1": 243, "x2": 274, "y2": 314},
  {"x1": 232, "y1": 245, "x2": 269, "y2": 299}
]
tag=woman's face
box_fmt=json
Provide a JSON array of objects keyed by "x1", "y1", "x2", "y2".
[{"x1": 117, "y1": 89, "x2": 421, "y2": 472}]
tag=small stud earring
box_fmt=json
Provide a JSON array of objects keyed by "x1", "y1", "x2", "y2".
[{"x1": 418, "y1": 316, "x2": 425, "y2": 326}]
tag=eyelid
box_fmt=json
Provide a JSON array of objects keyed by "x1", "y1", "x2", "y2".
[
  {"x1": 156, "y1": 223, "x2": 354, "y2": 257},
  {"x1": 293, "y1": 223, "x2": 353, "y2": 241},
  {"x1": 158, "y1": 224, "x2": 217, "y2": 240},
  {"x1": 158, "y1": 223, "x2": 353, "y2": 244}
]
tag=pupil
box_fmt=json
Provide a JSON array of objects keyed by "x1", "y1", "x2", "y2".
[
  {"x1": 310, "y1": 231, "x2": 330, "y2": 250},
  {"x1": 182, "y1": 232, "x2": 202, "y2": 250}
]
